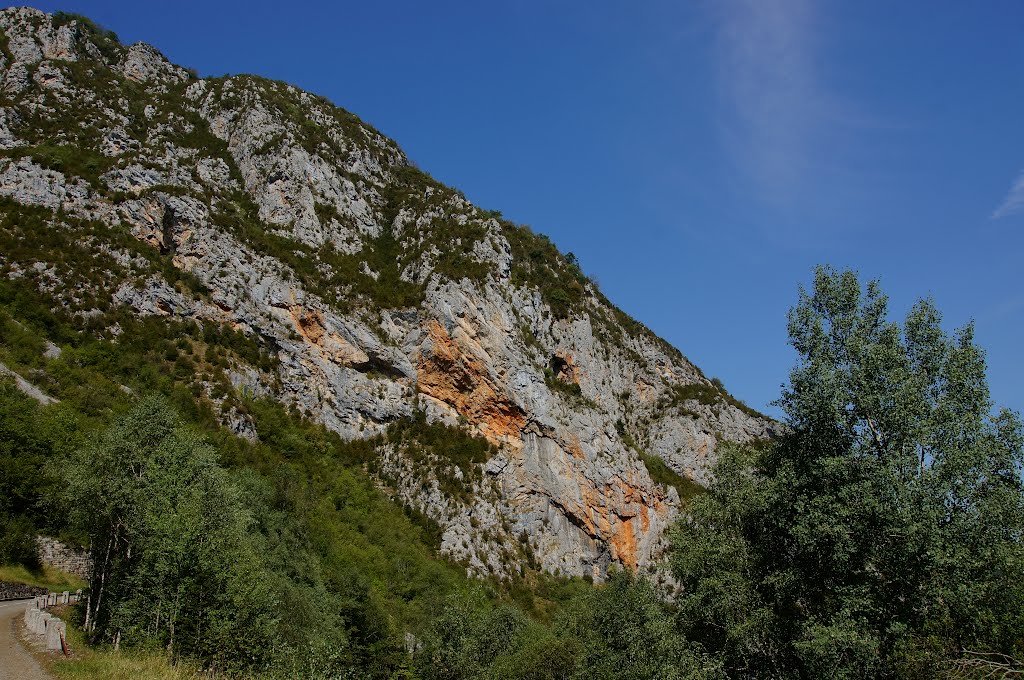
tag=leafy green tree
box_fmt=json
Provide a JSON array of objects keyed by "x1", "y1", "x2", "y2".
[
  {"x1": 415, "y1": 590, "x2": 533, "y2": 679},
  {"x1": 0, "y1": 384, "x2": 47, "y2": 567},
  {"x1": 672, "y1": 266, "x2": 1024, "y2": 677},
  {"x1": 559, "y1": 570, "x2": 722, "y2": 680},
  {"x1": 0, "y1": 513, "x2": 38, "y2": 566},
  {"x1": 0, "y1": 382, "x2": 84, "y2": 566},
  {"x1": 485, "y1": 625, "x2": 580, "y2": 680},
  {"x1": 58, "y1": 396, "x2": 279, "y2": 670}
]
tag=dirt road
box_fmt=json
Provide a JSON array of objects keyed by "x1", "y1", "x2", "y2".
[{"x1": 0, "y1": 599, "x2": 53, "y2": 680}]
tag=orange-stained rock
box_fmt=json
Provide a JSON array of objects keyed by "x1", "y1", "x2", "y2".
[
  {"x1": 552, "y1": 351, "x2": 582, "y2": 385},
  {"x1": 295, "y1": 307, "x2": 327, "y2": 344},
  {"x1": 511, "y1": 434, "x2": 670, "y2": 572},
  {"x1": 289, "y1": 305, "x2": 370, "y2": 367},
  {"x1": 611, "y1": 512, "x2": 638, "y2": 568},
  {"x1": 416, "y1": 320, "x2": 526, "y2": 444},
  {"x1": 591, "y1": 476, "x2": 666, "y2": 570},
  {"x1": 572, "y1": 474, "x2": 667, "y2": 570},
  {"x1": 634, "y1": 378, "x2": 656, "y2": 403},
  {"x1": 567, "y1": 434, "x2": 586, "y2": 460}
]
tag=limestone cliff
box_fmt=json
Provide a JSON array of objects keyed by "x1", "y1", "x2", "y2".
[{"x1": 0, "y1": 8, "x2": 777, "y2": 580}]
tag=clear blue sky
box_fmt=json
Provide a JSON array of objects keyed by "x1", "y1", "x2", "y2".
[{"x1": 16, "y1": 1, "x2": 1024, "y2": 417}]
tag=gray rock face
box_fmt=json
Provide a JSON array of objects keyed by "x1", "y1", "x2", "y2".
[
  {"x1": 118, "y1": 42, "x2": 187, "y2": 86},
  {"x1": 0, "y1": 158, "x2": 90, "y2": 209},
  {"x1": 0, "y1": 8, "x2": 777, "y2": 581},
  {"x1": 0, "y1": 360, "x2": 58, "y2": 405},
  {"x1": 0, "y1": 7, "x2": 78, "y2": 65}
]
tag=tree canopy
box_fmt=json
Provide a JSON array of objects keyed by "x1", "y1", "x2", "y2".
[
  {"x1": 671, "y1": 266, "x2": 1024, "y2": 677},
  {"x1": 58, "y1": 396, "x2": 280, "y2": 669}
]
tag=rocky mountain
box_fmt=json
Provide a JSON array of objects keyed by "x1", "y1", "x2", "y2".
[{"x1": 0, "y1": 7, "x2": 775, "y2": 581}]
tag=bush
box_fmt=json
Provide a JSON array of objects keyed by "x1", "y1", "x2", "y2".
[{"x1": 0, "y1": 513, "x2": 39, "y2": 568}]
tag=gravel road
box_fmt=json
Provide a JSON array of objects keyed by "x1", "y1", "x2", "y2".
[{"x1": 0, "y1": 599, "x2": 53, "y2": 680}]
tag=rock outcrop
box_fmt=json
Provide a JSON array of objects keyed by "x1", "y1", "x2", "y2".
[{"x1": 0, "y1": 8, "x2": 778, "y2": 580}]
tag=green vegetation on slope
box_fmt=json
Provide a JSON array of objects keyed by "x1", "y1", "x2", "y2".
[
  {"x1": 52, "y1": 620, "x2": 208, "y2": 680},
  {"x1": 637, "y1": 451, "x2": 706, "y2": 505},
  {"x1": 499, "y1": 217, "x2": 591, "y2": 320},
  {"x1": 656, "y1": 377, "x2": 766, "y2": 420},
  {"x1": 0, "y1": 265, "x2": 712, "y2": 678},
  {"x1": 0, "y1": 13, "x2": 1019, "y2": 677},
  {"x1": 615, "y1": 419, "x2": 707, "y2": 504}
]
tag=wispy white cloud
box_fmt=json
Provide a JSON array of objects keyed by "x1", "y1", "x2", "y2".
[
  {"x1": 711, "y1": 0, "x2": 822, "y2": 208},
  {"x1": 707, "y1": 0, "x2": 893, "y2": 230},
  {"x1": 992, "y1": 172, "x2": 1024, "y2": 219}
]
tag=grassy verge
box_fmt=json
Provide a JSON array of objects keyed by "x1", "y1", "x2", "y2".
[
  {"x1": 0, "y1": 564, "x2": 86, "y2": 592},
  {"x1": 50, "y1": 618, "x2": 208, "y2": 680}
]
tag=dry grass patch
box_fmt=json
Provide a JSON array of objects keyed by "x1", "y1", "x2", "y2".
[
  {"x1": 50, "y1": 624, "x2": 210, "y2": 680},
  {"x1": 0, "y1": 564, "x2": 86, "y2": 592}
]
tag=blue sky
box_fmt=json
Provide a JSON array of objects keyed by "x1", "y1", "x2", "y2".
[{"x1": 18, "y1": 0, "x2": 1024, "y2": 417}]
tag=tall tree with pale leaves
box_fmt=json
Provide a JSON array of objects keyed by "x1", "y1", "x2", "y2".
[{"x1": 672, "y1": 266, "x2": 1024, "y2": 678}]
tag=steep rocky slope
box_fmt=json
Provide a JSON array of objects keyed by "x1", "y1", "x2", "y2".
[{"x1": 0, "y1": 7, "x2": 776, "y2": 580}]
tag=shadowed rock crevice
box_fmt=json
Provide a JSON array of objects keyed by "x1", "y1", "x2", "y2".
[{"x1": 549, "y1": 351, "x2": 581, "y2": 385}]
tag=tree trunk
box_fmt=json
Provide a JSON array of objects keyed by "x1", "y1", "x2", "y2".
[{"x1": 91, "y1": 521, "x2": 122, "y2": 637}]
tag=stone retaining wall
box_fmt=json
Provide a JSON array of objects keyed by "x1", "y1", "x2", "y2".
[
  {"x1": 35, "y1": 536, "x2": 91, "y2": 579},
  {"x1": 0, "y1": 580, "x2": 46, "y2": 600}
]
